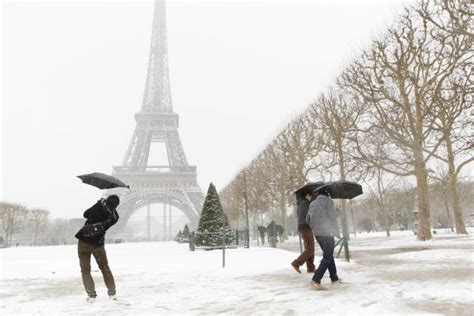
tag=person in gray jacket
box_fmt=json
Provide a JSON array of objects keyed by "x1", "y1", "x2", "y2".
[{"x1": 306, "y1": 188, "x2": 341, "y2": 290}]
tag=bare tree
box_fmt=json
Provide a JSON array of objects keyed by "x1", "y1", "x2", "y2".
[
  {"x1": 220, "y1": 176, "x2": 245, "y2": 227},
  {"x1": 0, "y1": 203, "x2": 28, "y2": 247},
  {"x1": 352, "y1": 182, "x2": 417, "y2": 234},
  {"x1": 29, "y1": 209, "x2": 50, "y2": 246},
  {"x1": 421, "y1": 0, "x2": 473, "y2": 234},
  {"x1": 219, "y1": 1, "x2": 472, "y2": 242},
  {"x1": 43, "y1": 218, "x2": 84, "y2": 245},
  {"x1": 307, "y1": 89, "x2": 371, "y2": 240},
  {"x1": 220, "y1": 155, "x2": 275, "y2": 232},
  {"x1": 390, "y1": 185, "x2": 417, "y2": 231},
  {"x1": 276, "y1": 114, "x2": 323, "y2": 186},
  {"x1": 263, "y1": 142, "x2": 293, "y2": 235},
  {"x1": 265, "y1": 117, "x2": 326, "y2": 235},
  {"x1": 428, "y1": 171, "x2": 455, "y2": 232},
  {"x1": 245, "y1": 161, "x2": 275, "y2": 227},
  {"x1": 340, "y1": 5, "x2": 462, "y2": 240},
  {"x1": 308, "y1": 90, "x2": 369, "y2": 181},
  {"x1": 417, "y1": 0, "x2": 473, "y2": 38},
  {"x1": 365, "y1": 170, "x2": 399, "y2": 236}
]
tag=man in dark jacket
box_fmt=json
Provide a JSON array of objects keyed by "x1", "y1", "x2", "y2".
[
  {"x1": 267, "y1": 220, "x2": 278, "y2": 248},
  {"x1": 306, "y1": 189, "x2": 341, "y2": 290},
  {"x1": 291, "y1": 193, "x2": 315, "y2": 273},
  {"x1": 75, "y1": 195, "x2": 120, "y2": 300}
]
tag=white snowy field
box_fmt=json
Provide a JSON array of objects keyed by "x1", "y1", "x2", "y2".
[{"x1": 1, "y1": 230, "x2": 473, "y2": 315}]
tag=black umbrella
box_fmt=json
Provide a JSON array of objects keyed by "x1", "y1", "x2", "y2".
[
  {"x1": 77, "y1": 172, "x2": 130, "y2": 190},
  {"x1": 313, "y1": 180, "x2": 362, "y2": 199},
  {"x1": 294, "y1": 181, "x2": 325, "y2": 200}
]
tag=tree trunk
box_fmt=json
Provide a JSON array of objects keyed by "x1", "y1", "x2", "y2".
[
  {"x1": 442, "y1": 188, "x2": 454, "y2": 232},
  {"x1": 378, "y1": 205, "x2": 391, "y2": 237},
  {"x1": 280, "y1": 193, "x2": 288, "y2": 239},
  {"x1": 376, "y1": 170, "x2": 391, "y2": 237},
  {"x1": 414, "y1": 155, "x2": 432, "y2": 240},
  {"x1": 336, "y1": 135, "x2": 351, "y2": 241},
  {"x1": 7, "y1": 219, "x2": 13, "y2": 247},
  {"x1": 446, "y1": 136, "x2": 468, "y2": 234},
  {"x1": 33, "y1": 223, "x2": 39, "y2": 246},
  {"x1": 8, "y1": 225, "x2": 13, "y2": 248},
  {"x1": 384, "y1": 210, "x2": 391, "y2": 237}
]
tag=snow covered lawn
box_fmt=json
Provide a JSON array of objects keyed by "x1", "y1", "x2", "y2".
[{"x1": 1, "y1": 230, "x2": 473, "y2": 315}]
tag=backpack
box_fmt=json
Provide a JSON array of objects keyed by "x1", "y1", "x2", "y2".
[{"x1": 78, "y1": 222, "x2": 105, "y2": 238}]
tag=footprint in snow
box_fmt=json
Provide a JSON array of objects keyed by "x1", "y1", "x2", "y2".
[{"x1": 361, "y1": 301, "x2": 377, "y2": 307}]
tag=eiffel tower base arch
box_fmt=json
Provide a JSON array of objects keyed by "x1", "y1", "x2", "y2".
[{"x1": 106, "y1": 185, "x2": 203, "y2": 237}]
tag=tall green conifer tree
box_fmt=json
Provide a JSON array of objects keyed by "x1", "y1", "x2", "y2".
[{"x1": 195, "y1": 183, "x2": 234, "y2": 246}]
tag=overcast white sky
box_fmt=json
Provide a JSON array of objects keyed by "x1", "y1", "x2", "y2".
[{"x1": 1, "y1": 0, "x2": 410, "y2": 218}]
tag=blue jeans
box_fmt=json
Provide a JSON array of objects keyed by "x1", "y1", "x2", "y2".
[{"x1": 312, "y1": 235, "x2": 338, "y2": 283}]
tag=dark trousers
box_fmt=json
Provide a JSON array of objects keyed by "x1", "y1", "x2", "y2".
[
  {"x1": 294, "y1": 228, "x2": 315, "y2": 271},
  {"x1": 312, "y1": 235, "x2": 338, "y2": 282},
  {"x1": 78, "y1": 240, "x2": 116, "y2": 297}
]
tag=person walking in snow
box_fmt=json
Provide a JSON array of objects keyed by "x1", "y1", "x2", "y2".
[
  {"x1": 291, "y1": 192, "x2": 316, "y2": 273},
  {"x1": 75, "y1": 195, "x2": 120, "y2": 301},
  {"x1": 306, "y1": 188, "x2": 342, "y2": 290},
  {"x1": 267, "y1": 220, "x2": 278, "y2": 248},
  {"x1": 257, "y1": 225, "x2": 266, "y2": 245}
]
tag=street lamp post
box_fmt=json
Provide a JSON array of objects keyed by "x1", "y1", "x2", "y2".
[{"x1": 243, "y1": 169, "x2": 250, "y2": 248}]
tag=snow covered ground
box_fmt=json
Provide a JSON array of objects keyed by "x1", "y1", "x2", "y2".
[{"x1": 1, "y1": 230, "x2": 473, "y2": 315}]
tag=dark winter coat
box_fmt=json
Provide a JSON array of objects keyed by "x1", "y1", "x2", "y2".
[
  {"x1": 306, "y1": 195, "x2": 340, "y2": 237},
  {"x1": 297, "y1": 199, "x2": 311, "y2": 230},
  {"x1": 75, "y1": 199, "x2": 119, "y2": 247}
]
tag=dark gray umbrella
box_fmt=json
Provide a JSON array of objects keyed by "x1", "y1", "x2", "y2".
[
  {"x1": 294, "y1": 181, "x2": 325, "y2": 200},
  {"x1": 77, "y1": 172, "x2": 129, "y2": 190},
  {"x1": 313, "y1": 180, "x2": 362, "y2": 199}
]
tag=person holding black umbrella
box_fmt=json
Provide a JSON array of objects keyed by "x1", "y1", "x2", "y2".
[
  {"x1": 291, "y1": 182, "x2": 324, "y2": 273},
  {"x1": 306, "y1": 187, "x2": 342, "y2": 290},
  {"x1": 290, "y1": 191, "x2": 316, "y2": 273},
  {"x1": 75, "y1": 195, "x2": 120, "y2": 301}
]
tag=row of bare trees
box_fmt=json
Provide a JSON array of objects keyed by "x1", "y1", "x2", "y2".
[
  {"x1": 0, "y1": 202, "x2": 84, "y2": 247},
  {"x1": 0, "y1": 202, "x2": 49, "y2": 247},
  {"x1": 355, "y1": 178, "x2": 473, "y2": 235},
  {"x1": 220, "y1": 1, "x2": 472, "y2": 241}
]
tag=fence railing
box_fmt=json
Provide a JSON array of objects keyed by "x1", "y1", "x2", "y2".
[{"x1": 188, "y1": 229, "x2": 249, "y2": 267}]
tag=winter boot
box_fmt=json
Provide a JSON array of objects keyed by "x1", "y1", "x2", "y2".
[
  {"x1": 331, "y1": 278, "x2": 343, "y2": 284},
  {"x1": 86, "y1": 290, "x2": 97, "y2": 302},
  {"x1": 108, "y1": 289, "x2": 117, "y2": 300},
  {"x1": 291, "y1": 260, "x2": 302, "y2": 274},
  {"x1": 310, "y1": 280, "x2": 326, "y2": 290}
]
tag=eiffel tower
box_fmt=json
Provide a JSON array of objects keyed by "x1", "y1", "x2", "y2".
[{"x1": 109, "y1": 0, "x2": 204, "y2": 237}]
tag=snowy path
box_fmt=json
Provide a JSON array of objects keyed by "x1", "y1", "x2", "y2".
[{"x1": 1, "y1": 231, "x2": 473, "y2": 315}]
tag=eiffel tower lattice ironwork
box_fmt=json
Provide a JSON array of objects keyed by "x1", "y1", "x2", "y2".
[{"x1": 109, "y1": 0, "x2": 204, "y2": 235}]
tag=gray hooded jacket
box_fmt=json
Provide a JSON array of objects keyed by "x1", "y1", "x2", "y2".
[{"x1": 306, "y1": 195, "x2": 341, "y2": 237}]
